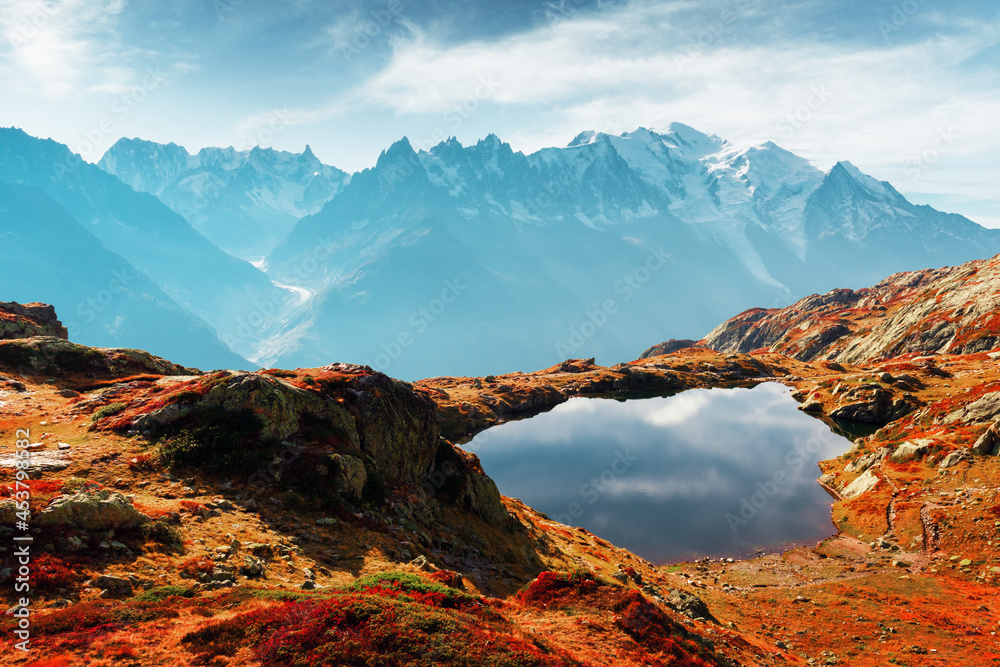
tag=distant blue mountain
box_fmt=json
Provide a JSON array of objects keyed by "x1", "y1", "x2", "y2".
[
  {"x1": 0, "y1": 181, "x2": 251, "y2": 369},
  {"x1": 100, "y1": 138, "x2": 349, "y2": 260},
  {"x1": 261, "y1": 126, "x2": 1000, "y2": 379},
  {"x1": 0, "y1": 128, "x2": 284, "y2": 363}
]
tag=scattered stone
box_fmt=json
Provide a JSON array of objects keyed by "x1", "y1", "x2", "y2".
[
  {"x1": 239, "y1": 556, "x2": 266, "y2": 578},
  {"x1": 939, "y1": 450, "x2": 971, "y2": 468},
  {"x1": 301, "y1": 580, "x2": 317, "y2": 590},
  {"x1": 973, "y1": 422, "x2": 1000, "y2": 456}
]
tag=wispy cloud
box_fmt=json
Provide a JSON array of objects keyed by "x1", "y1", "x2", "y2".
[
  {"x1": 0, "y1": 0, "x2": 129, "y2": 98},
  {"x1": 292, "y1": 0, "x2": 997, "y2": 216}
]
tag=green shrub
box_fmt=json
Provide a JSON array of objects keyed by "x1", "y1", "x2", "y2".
[
  {"x1": 135, "y1": 586, "x2": 195, "y2": 602},
  {"x1": 91, "y1": 402, "x2": 127, "y2": 421}
]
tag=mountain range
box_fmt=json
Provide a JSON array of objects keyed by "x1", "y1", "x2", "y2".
[{"x1": 2, "y1": 123, "x2": 998, "y2": 378}]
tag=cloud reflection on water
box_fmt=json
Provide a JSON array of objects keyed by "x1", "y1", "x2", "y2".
[{"x1": 465, "y1": 383, "x2": 850, "y2": 563}]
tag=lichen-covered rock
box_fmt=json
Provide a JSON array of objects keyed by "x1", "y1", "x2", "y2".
[
  {"x1": 338, "y1": 370, "x2": 440, "y2": 484},
  {"x1": 35, "y1": 490, "x2": 151, "y2": 530},
  {"x1": 0, "y1": 499, "x2": 17, "y2": 524},
  {"x1": 0, "y1": 301, "x2": 68, "y2": 340},
  {"x1": 133, "y1": 372, "x2": 358, "y2": 444},
  {"x1": 330, "y1": 453, "x2": 367, "y2": 499},
  {"x1": 0, "y1": 335, "x2": 193, "y2": 380}
]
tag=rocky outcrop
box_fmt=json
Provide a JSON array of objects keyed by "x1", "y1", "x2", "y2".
[
  {"x1": 829, "y1": 385, "x2": 916, "y2": 425},
  {"x1": 0, "y1": 336, "x2": 194, "y2": 381},
  {"x1": 110, "y1": 364, "x2": 513, "y2": 528},
  {"x1": 0, "y1": 301, "x2": 68, "y2": 340},
  {"x1": 701, "y1": 255, "x2": 1000, "y2": 363},
  {"x1": 35, "y1": 490, "x2": 152, "y2": 530}
]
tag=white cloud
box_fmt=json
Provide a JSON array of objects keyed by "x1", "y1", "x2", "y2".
[
  {"x1": 325, "y1": 0, "x2": 1000, "y2": 214},
  {"x1": 0, "y1": 0, "x2": 129, "y2": 98}
]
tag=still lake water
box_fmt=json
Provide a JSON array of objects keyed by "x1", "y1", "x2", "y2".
[{"x1": 465, "y1": 383, "x2": 851, "y2": 563}]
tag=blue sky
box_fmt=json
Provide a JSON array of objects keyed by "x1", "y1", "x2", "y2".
[{"x1": 1, "y1": 0, "x2": 998, "y2": 224}]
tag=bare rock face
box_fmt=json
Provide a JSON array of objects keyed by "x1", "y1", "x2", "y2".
[
  {"x1": 0, "y1": 301, "x2": 68, "y2": 340},
  {"x1": 701, "y1": 255, "x2": 1000, "y2": 363},
  {"x1": 35, "y1": 490, "x2": 152, "y2": 531}
]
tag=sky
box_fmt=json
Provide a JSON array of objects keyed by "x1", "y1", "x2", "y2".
[{"x1": 1, "y1": 0, "x2": 998, "y2": 225}]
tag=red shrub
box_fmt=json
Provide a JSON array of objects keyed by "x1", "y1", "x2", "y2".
[
  {"x1": 180, "y1": 556, "x2": 216, "y2": 577},
  {"x1": 32, "y1": 554, "x2": 79, "y2": 592},
  {"x1": 427, "y1": 570, "x2": 464, "y2": 589},
  {"x1": 613, "y1": 590, "x2": 713, "y2": 666},
  {"x1": 184, "y1": 594, "x2": 573, "y2": 667},
  {"x1": 516, "y1": 569, "x2": 604, "y2": 607}
]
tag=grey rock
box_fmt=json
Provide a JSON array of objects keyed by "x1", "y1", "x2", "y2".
[
  {"x1": 666, "y1": 589, "x2": 717, "y2": 623},
  {"x1": 945, "y1": 392, "x2": 1000, "y2": 425},
  {"x1": 95, "y1": 575, "x2": 133, "y2": 598},
  {"x1": 35, "y1": 490, "x2": 151, "y2": 531},
  {"x1": 973, "y1": 422, "x2": 1000, "y2": 456}
]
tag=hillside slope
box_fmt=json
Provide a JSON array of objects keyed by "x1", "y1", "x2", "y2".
[{"x1": 694, "y1": 254, "x2": 1000, "y2": 363}]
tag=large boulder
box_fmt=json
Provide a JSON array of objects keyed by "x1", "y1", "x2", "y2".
[
  {"x1": 973, "y1": 422, "x2": 1000, "y2": 456},
  {"x1": 35, "y1": 490, "x2": 151, "y2": 530}
]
